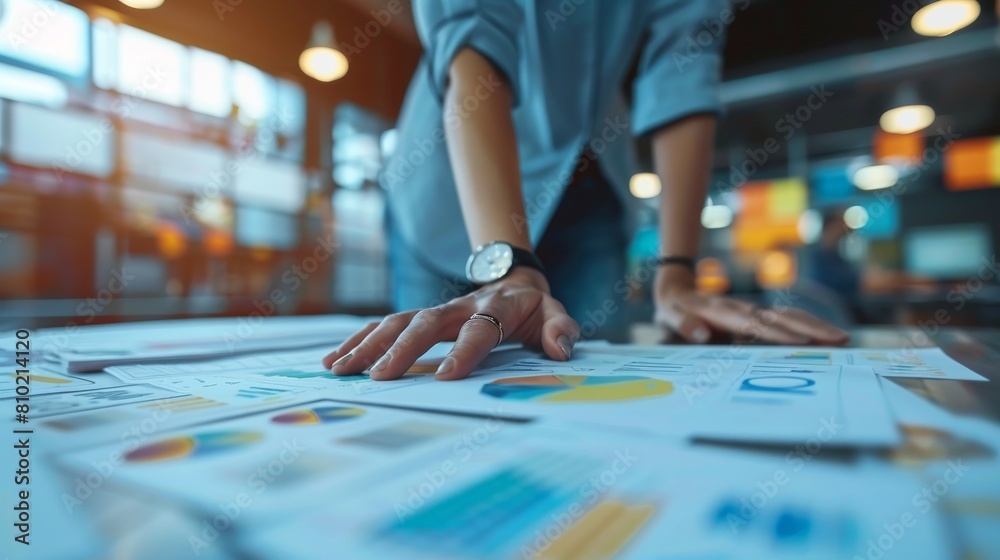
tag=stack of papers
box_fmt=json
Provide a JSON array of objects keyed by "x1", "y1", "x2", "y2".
[
  {"x1": 6, "y1": 318, "x2": 996, "y2": 560},
  {"x1": 8, "y1": 315, "x2": 371, "y2": 372}
]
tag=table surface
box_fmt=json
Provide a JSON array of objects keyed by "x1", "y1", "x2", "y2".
[
  {"x1": 22, "y1": 323, "x2": 1000, "y2": 559},
  {"x1": 848, "y1": 327, "x2": 1000, "y2": 422}
]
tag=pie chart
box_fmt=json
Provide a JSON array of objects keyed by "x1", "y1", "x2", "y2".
[
  {"x1": 125, "y1": 431, "x2": 262, "y2": 463},
  {"x1": 480, "y1": 375, "x2": 673, "y2": 403},
  {"x1": 271, "y1": 406, "x2": 366, "y2": 425}
]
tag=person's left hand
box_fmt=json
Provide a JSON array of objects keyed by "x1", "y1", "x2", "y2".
[{"x1": 653, "y1": 266, "x2": 850, "y2": 346}]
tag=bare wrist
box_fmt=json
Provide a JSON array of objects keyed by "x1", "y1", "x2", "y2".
[
  {"x1": 656, "y1": 266, "x2": 696, "y2": 296},
  {"x1": 501, "y1": 266, "x2": 550, "y2": 293}
]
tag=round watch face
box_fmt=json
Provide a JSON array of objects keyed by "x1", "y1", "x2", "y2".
[{"x1": 467, "y1": 242, "x2": 514, "y2": 284}]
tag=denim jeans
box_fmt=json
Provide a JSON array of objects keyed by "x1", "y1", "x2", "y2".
[{"x1": 388, "y1": 165, "x2": 629, "y2": 341}]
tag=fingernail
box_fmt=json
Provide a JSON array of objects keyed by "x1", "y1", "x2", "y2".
[
  {"x1": 331, "y1": 353, "x2": 353, "y2": 368},
  {"x1": 369, "y1": 354, "x2": 391, "y2": 378},
  {"x1": 693, "y1": 328, "x2": 710, "y2": 343},
  {"x1": 557, "y1": 335, "x2": 572, "y2": 359},
  {"x1": 435, "y1": 357, "x2": 456, "y2": 379}
]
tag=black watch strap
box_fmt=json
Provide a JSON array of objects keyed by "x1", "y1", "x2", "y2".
[
  {"x1": 510, "y1": 246, "x2": 546, "y2": 276},
  {"x1": 656, "y1": 256, "x2": 696, "y2": 270}
]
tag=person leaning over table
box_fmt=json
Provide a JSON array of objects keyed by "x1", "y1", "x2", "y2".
[{"x1": 322, "y1": 0, "x2": 849, "y2": 380}]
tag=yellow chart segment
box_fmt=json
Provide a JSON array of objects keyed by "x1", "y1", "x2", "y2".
[
  {"x1": 541, "y1": 379, "x2": 673, "y2": 403},
  {"x1": 138, "y1": 397, "x2": 226, "y2": 412},
  {"x1": 10, "y1": 373, "x2": 73, "y2": 384},
  {"x1": 533, "y1": 500, "x2": 657, "y2": 560}
]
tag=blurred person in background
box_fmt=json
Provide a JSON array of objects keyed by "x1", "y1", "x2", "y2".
[
  {"x1": 323, "y1": 0, "x2": 849, "y2": 381},
  {"x1": 804, "y1": 209, "x2": 862, "y2": 300}
]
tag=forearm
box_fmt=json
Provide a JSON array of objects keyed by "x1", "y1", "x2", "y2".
[
  {"x1": 444, "y1": 48, "x2": 531, "y2": 251},
  {"x1": 652, "y1": 114, "x2": 716, "y2": 288}
]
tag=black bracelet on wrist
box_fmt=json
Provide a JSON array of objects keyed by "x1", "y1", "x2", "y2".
[{"x1": 656, "y1": 256, "x2": 697, "y2": 270}]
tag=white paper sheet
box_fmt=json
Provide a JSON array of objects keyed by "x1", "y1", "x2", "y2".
[
  {"x1": 243, "y1": 424, "x2": 949, "y2": 560},
  {"x1": 2, "y1": 315, "x2": 370, "y2": 373},
  {"x1": 324, "y1": 350, "x2": 900, "y2": 447},
  {"x1": 57, "y1": 398, "x2": 515, "y2": 527},
  {"x1": 584, "y1": 344, "x2": 989, "y2": 381}
]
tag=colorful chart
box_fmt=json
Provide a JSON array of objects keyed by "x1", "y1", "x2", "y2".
[
  {"x1": 859, "y1": 352, "x2": 924, "y2": 365},
  {"x1": 271, "y1": 406, "x2": 366, "y2": 425},
  {"x1": 235, "y1": 386, "x2": 290, "y2": 399},
  {"x1": 480, "y1": 375, "x2": 673, "y2": 403},
  {"x1": 262, "y1": 369, "x2": 342, "y2": 380},
  {"x1": 759, "y1": 351, "x2": 832, "y2": 365},
  {"x1": 381, "y1": 451, "x2": 601, "y2": 557},
  {"x1": 261, "y1": 370, "x2": 376, "y2": 382},
  {"x1": 125, "y1": 431, "x2": 262, "y2": 463}
]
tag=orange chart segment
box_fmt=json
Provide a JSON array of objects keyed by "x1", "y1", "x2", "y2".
[
  {"x1": 481, "y1": 375, "x2": 673, "y2": 403},
  {"x1": 533, "y1": 500, "x2": 658, "y2": 560}
]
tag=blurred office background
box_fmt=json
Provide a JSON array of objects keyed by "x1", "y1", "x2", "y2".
[{"x1": 0, "y1": 0, "x2": 998, "y2": 331}]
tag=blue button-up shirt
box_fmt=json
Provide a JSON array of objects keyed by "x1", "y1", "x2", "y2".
[{"x1": 383, "y1": 0, "x2": 727, "y2": 278}]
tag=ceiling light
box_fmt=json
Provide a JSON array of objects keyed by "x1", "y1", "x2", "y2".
[
  {"x1": 629, "y1": 173, "x2": 661, "y2": 199},
  {"x1": 701, "y1": 205, "x2": 734, "y2": 229},
  {"x1": 797, "y1": 209, "x2": 822, "y2": 243},
  {"x1": 912, "y1": 0, "x2": 981, "y2": 37},
  {"x1": 299, "y1": 21, "x2": 348, "y2": 82},
  {"x1": 843, "y1": 206, "x2": 870, "y2": 230},
  {"x1": 880, "y1": 104, "x2": 936, "y2": 134},
  {"x1": 852, "y1": 164, "x2": 900, "y2": 190},
  {"x1": 119, "y1": 0, "x2": 165, "y2": 8}
]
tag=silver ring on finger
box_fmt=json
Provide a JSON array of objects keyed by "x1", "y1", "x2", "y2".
[{"x1": 467, "y1": 313, "x2": 503, "y2": 347}]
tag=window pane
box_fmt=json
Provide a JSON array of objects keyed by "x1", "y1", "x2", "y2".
[
  {"x1": 232, "y1": 157, "x2": 306, "y2": 212},
  {"x1": 117, "y1": 25, "x2": 187, "y2": 107},
  {"x1": 275, "y1": 79, "x2": 305, "y2": 135},
  {"x1": 9, "y1": 103, "x2": 115, "y2": 178},
  {"x1": 235, "y1": 206, "x2": 298, "y2": 249},
  {"x1": 0, "y1": 0, "x2": 88, "y2": 77},
  {"x1": 332, "y1": 103, "x2": 388, "y2": 190},
  {"x1": 232, "y1": 61, "x2": 274, "y2": 124},
  {"x1": 189, "y1": 48, "x2": 231, "y2": 118},
  {"x1": 0, "y1": 62, "x2": 68, "y2": 107},
  {"x1": 91, "y1": 18, "x2": 118, "y2": 90}
]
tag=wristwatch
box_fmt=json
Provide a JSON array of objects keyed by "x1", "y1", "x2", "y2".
[{"x1": 465, "y1": 241, "x2": 545, "y2": 285}]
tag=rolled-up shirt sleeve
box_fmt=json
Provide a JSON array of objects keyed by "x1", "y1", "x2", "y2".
[
  {"x1": 413, "y1": 0, "x2": 524, "y2": 105},
  {"x1": 632, "y1": 0, "x2": 728, "y2": 136}
]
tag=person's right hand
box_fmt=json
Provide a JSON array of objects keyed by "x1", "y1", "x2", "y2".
[{"x1": 321, "y1": 268, "x2": 579, "y2": 381}]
